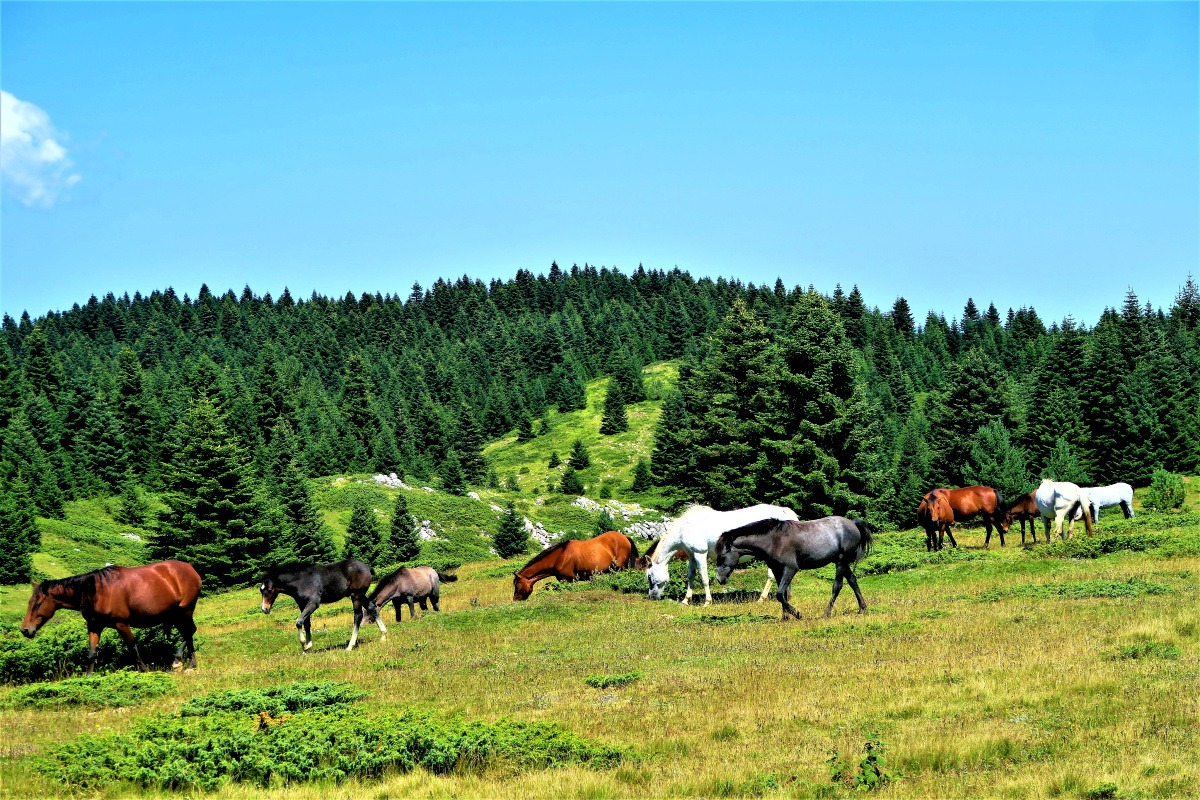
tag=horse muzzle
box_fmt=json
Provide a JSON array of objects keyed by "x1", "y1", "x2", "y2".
[{"x1": 20, "y1": 627, "x2": 35, "y2": 639}]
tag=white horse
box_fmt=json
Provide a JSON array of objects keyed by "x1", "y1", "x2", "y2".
[
  {"x1": 1035, "y1": 479, "x2": 1094, "y2": 541},
  {"x1": 1070, "y1": 482, "x2": 1135, "y2": 531},
  {"x1": 645, "y1": 504, "x2": 799, "y2": 605}
]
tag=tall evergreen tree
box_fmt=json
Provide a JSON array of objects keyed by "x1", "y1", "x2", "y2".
[
  {"x1": 153, "y1": 395, "x2": 267, "y2": 586},
  {"x1": 0, "y1": 476, "x2": 39, "y2": 583},
  {"x1": 926, "y1": 348, "x2": 1014, "y2": 487},
  {"x1": 273, "y1": 458, "x2": 338, "y2": 564},
  {"x1": 390, "y1": 493, "x2": 421, "y2": 563},
  {"x1": 1042, "y1": 437, "x2": 1090, "y2": 484},
  {"x1": 630, "y1": 458, "x2": 653, "y2": 492},
  {"x1": 343, "y1": 496, "x2": 385, "y2": 567},
  {"x1": 649, "y1": 390, "x2": 695, "y2": 492},
  {"x1": 568, "y1": 439, "x2": 591, "y2": 469},
  {"x1": 962, "y1": 421, "x2": 1033, "y2": 502},
  {"x1": 454, "y1": 404, "x2": 488, "y2": 484},
  {"x1": 493, "y1": 502, "x2": 529, "y2": 558},
  {"x1": 559, "y1": 464, "x2": 585, "y2": 495},
  {"x1": 440, "y1": 449, "x2": 467, "y2": 495},
  {"x1": 599, "y1": 379, "x2": 629, "y2": 434}
]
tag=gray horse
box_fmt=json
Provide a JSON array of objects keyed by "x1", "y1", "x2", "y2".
[
  {"x1": 714, "y1": 516, "x2": 874, "y2": 621},
  {"x1": 368, "y1": 566, "x2": 457, "y2": 622}
]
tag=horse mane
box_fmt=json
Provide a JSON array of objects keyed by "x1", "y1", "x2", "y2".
[
  {"x1": 519, "y1": 540, "x2": 572, "y2": 572},
  {"x1": 716, "y1": 518, "x2": 786, "y2": 548},
  {"x1": 43, "y1": 566, "x2": 118, "y2": 601},
  {"x1": 624, "y1": 535, "x2": 640, "y2": 568},
  {"x1": 258, "y1": 562, "x2": 318, "y2": 582}
]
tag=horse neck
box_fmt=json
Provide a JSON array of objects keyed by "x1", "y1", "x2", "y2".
[
  {"x1": 45, "y1": 581, "x2": 85, "y2": 611},
  {"x1": 516, "y1": 552, "x2": 559, "y2": 581},
  {"x1": 650, "y1": 528, "x2": 687, "y2": 566}
]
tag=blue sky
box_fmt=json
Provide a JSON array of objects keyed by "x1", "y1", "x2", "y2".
[{"x1": 2, "y1": 2, "x2": 1196, "y2": 326}]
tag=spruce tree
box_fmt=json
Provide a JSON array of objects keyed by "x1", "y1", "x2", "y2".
[
  {"x1": 114, "y1": 474, "x2": 152, "y2": 527},
  {"x1": 440, "y1": 450, "x2": 467, "y2": 495},
  {"x1": 630, "y1": 458, "x2": 653, "y2": 492},
  {"x1": 925, "y1": 348, "x2": 1014, "y2": 487},
  {"x1": 390, "y1": 493, "x2": 421, "y2": 563},
  {"x1": 568, "y1": 439, "x2": 591, "y2": 469},
  {"x1": 0, "y1": 476, "x2": 39, "y2": 583},
  {"x1": 599, "y1": 379, "x2": 629, "y2": 434},
  {"x1": 153, "y1": 395, "x2": 267, "y2": 587},
  {"x1": 493, "y1": 502, "x2": 529, "y2": 558},
  {"x1": 343, "y1": 496, "x2": 384, "y2": 567},
  {"x1": 275, "y1": 458, "x2": 337, "y2": 564},
  {"x1": 559, "y1": 464, "x2": 585, "y2": 495},
  {"x1": 595, "y1": 508, "x2": 618, "y2": 535},
  {"x1": 0, "y1": 409, "x2": 64, "y2": 519},
  {"x1": 516, "y1": 414, "x2": 536, "y2": 443},
  {"x1": 548, "y1": 451, "x2": 561, "y2": 469},
  {"x1": 1042, "y1": 437, "x2": 1090, "y2": 484},
  {"x1": 649, "y1": 390, "x2": 695, "y2": 490},
  {"x1": 962, "y1": 421, "x2": 1032, "y2": 502},
  {"x1": 455, "y1": 405, "x2": 488, "y2": 484},
  {"x1": 612, "y1": 351, "x2": 647, "y2": 403}
]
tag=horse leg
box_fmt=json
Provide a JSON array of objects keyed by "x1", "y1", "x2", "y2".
[
  {"x1": 373, "y1": 598, "x2": 388, "y2": 641},
  {"x1": 824, "y1": 566, "x2": 846, "y2": 617},
  {"x1": 1054, "y1": 509, "x2": 1068, "y2": 541},
  {"x1": 944, "y1": 524, "x2": 958, "y2": 549},
  {"x1": 693, "y1": 551, "x2": 713, "y2": 606},
  {"x1": 347, "y1": 597, "x2": 364, "y2": 651},
  {"x1": 776, "y1": 567, "x2": 801, "y2": 621},
  {"x1": 85, "y1": 626, "x2": 102, "y2": 676},
  {"x1": 176, "y1": 614, "x2": 198, "y2": 670},
  {"x1": 430, "y1": 589, "x2": 440, "y2": 613},
  {"x1": 758, "y1": 568, "x2": 774, "y2": 602},
  {"x1": 297, "y1": 601, "x2": 318, "y2": 652},
  {"x1": 1122, "y1": 501, "x2": 1134, "y2": 519},
  {"x1": 115, "y1": 623, "x2": 144, "y2": 671},
  {"x1": 407, "y1": 595, "x2": 417, "y2": 620},
  {"x1": 682, "y1": 557, "x2": 697, "y2": 605},
  {"x1": 845, "y1": 567, "x2": 867, "y2": 613}
]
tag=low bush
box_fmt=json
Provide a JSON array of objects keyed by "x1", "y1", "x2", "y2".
[
  {"x1": 1, "y1": 670, "x2": 174, "y2": 709},
  {"x1": 178, "y1": 682, "x2": 365, "y2": 717},
  {"x1": 1144, "y1": 470, "x2": 1186, "y2": 511},
  {"x1": 584, "y1": 671, "x2": 642, "y2": 689},
  {"x1": 1034, "y1": 525, "x2": 1200, "y2": 560},
  {"x1": 1107, "y1": 640, "x2": 1181, "y2": 661},
  {"x1": 979, "y1": 577, "x2": 1171, "y2": 603},
  {"x1": 0, "y1": 619, "x2": 196, "y2": 685},
  {"x1": 39, "y1": 682, "x2": 624, "y2": 791}
]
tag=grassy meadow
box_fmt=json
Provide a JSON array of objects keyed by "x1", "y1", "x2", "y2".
[{"x1": 2, "y1": 506, "x2": 1198, "y2": 799}]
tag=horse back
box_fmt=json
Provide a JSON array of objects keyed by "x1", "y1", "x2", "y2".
[{"x1": 89, "y1": 561, "x2": 201, "y2": 623}]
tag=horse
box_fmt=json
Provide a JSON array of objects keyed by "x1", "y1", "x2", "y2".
[
  {"x1": 21, "y1": 560, "x2": 201, "y2": 675},
  {"x1": 645, "y1": 504, "x2": 799, "y2": 605},
  {"x1": 917, "y1": 490, "x2": 955, "y2": 552},
  {"x1": 1034, "y1": 479, "x2": 1094, "y2": 541},
  {"x1": 258, "y1": 559, "x2": 385, "y2": 651},
  {"x1": 1070, "y1": 482, "x2": 1135, "y2": 527},
  {"x1": 513, "y1": 530, "x2": 638, "y2": 601},
  {"x1": 369, "y1": 566, "x2": 457, "y2": 621},
  {"x1": 635, "y1": 537, "x2": 689, "y2": 569},
  {"x1": 1000, "y1": 491, "x2": 1042, "y2": 544},
  {"x1": 715, "y1": 516, "x2": 874, "y2": 622},
  {"x1": 916, "y1": 486, "x2": 1006, "y2": 550}
]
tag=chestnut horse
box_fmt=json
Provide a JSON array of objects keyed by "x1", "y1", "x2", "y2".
[
  {"x1": 917, "y1": 486, "x2": 1006, "y2": 550},
  {"x1": 21, "y1": 560, "x2": 201, "y2": 675},
  {"x1": 513, "y1": 530, "x2": 638, "y2": 600},
  {"x1": 1000, "y1": 491, "x2": 1042, "y2": 544}
]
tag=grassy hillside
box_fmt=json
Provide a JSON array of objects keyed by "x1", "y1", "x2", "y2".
[{"x1": 2, "y1": 512, "x2": 1198, "y2": 799}]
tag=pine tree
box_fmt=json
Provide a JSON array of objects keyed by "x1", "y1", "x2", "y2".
[
  {"x1": 343, "y1": 497, "x2": 384, "y2": 567},
  {"x1": 153, "y1": 395, "x2": 267, "y2": 587},
  {"x1": 548, "y1": 451, "x2": 561, "y2": 469},
  {"x1": 516, "y1": 414, "x2": 536, "y2": 442},
  {"x1": 599, "y1": 379, "x2": 629, "y2": 434},
  {"x1": 390, "y1": 493, "x2": 421, "y2": 563},
  {"x1": 595, "y1": 508, "x2": 617, "y2": 535},
  {"x1": 0, "y1": 476, "x2": 39, "y2": 583},
  {"x1": 114, "y1": 474, "x2": 152, "y2": 527},
  {"x1": 274, "y1": 458, "x2": 337, "y2": 564},
  {"x1": 0, "y1": 409, "x2": 64, "y2": 519},
  {"x1": 559, "y1": 464, "x2": 585, "y2": 495},
  {"x1": 649, "y1": 390, "x2": 695, "y2": 491},
  {"x1": 926, "y1": 348, "x2": 1014, "y2": 487},
  {"x1": 493, "y1": 502, "x2": 529, "y2": 558},
  {"x1": 440, "y1": 449, "x2": 468, "y2": 495},
  {"x1": 455, "y1": 405, "x2": 488, "y2": 483},
  {"x1": 962, "y1": 421, "x2": 1033, "y2": 502},
  {"x1": 1042, "y1": 437, "x2": 1090, "y2": 484},
  {"x1": 611, "y1": 351, "x2": 647, "y2": 403},
  {"x1": 630, "y1": 458, "x2": 652, "y2": 492},
  {"x1": 568, "y1": 439, "x2": 591, "y2": 469}
]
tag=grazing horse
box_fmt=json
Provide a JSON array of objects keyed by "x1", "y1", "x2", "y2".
[
  {"x1": 513, "y1": 530, "x2": 638, "y2": 600},
  {"x1": 21, "y1": 560, "x2": 201, "y2": 675},
  {"x1": 1000, "y1": 491, "x2": 1042, "y2": 544},
  {"x1": 917, "y1": 486, "x2": 1006, "y2": 550},
  {"x1": 1071, "y1": 482, "x2": 1135, "y2": 527},
  {"x1": 715, "y1": 516, "x2": 874, "y2": 622},
  {"x1": 917, "y1": 490, "x2": 956, "y2": 552},
  {"x1": 369, "y1": 566, "x2": 457, "y2": 621},
  {"x1": 645, "y1": 504, "x2": 799, "y2": 605},
  {"x1": 1034, "y1": 479, "x2": 1093, "y2": 541},
  {"x1": 258, "y1": 559, "x2": 385, "y2": 651}
]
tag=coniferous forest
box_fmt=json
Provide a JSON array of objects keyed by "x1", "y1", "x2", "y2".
[{"x1": 1, "y1": 263, "x2": 1198, "y2": 587}]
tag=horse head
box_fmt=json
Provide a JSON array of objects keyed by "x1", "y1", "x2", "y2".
[
  {"x1": 513, "y1": 572, "x2": 535, "y2": 601},
  {"x1": 645, "y1": 559, "x2": 671, "y2": 600},
  {"x1": 258, "y1": 576, "x2": 280, "y2": 614},
  {"x1": 713, "y1": 537, "x2": 742, "y2": 586},
  {"x1": 21, "y1": 581, "x2": 59, "y2": 638}
]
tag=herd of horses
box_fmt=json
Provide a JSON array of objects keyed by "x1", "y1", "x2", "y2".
[{"x1": 18, "y1": 478, "x2": 1135, "y2": 672}]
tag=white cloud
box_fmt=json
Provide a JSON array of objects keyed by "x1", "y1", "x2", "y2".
[{"x1": 1, "y1": 90, "x2": 82, "y2": 208}]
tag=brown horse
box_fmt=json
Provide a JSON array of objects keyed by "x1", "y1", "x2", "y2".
[
  {"x1": 1000, "y1": 491, "x2": 1041, "y2": 544},
  {"x1": 513, "y1": 530, "x2": 639, "y2": 601},
  {"x1": 369, "y1": 566, "x2": 457, "y2": 622},
  {"x1": 918, "y1": 486, "x2": 1006, "y2": 550},
  {"x1": 21, "y1": 560, "x2": 202, "y2": 675},
  {"x1": 634, "y1": 537, "x2": 689, "y2": 569},
  {"x1": 917, "y1": 491, "x2": 955, "y2": 552}
]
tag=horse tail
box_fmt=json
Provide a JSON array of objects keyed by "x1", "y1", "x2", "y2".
[
  {"x1": 993, "y1": 487, "x2": 1005, "y2": 514},
  {"x1": 624, "y1": 536, "x2": 640, "y2": 569},
  {"x1": 851, "y1": 518, "x2": 875, "y2": 562},
  {"x1": 436, "y1": 571, "x2": 458, "y2": 583}
]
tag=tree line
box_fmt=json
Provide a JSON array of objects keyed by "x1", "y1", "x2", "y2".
[{"x1": 1, "y1": 263, "x2": 1197, "y2": 584}]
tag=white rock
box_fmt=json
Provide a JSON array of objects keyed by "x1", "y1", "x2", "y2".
[{"x1": 468, "y1": 491, "x2": 481, "y2": 501}]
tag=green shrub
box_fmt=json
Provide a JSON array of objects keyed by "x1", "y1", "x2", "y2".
[
  {"x1": 178, "y1": 682, "x2": 365, "y2": 717},
  {"x1": 1144, "y1": 470, "x2": 1186, "y2": 511},
  {"x1": 1107, "y1": 640, "x2": 1181, "y2": 661},
  {"x1": 980, "y1": 578, "x2": 1171, "y2": 603},
  {"x1": 38, "y1": 683, "x2": 624, "y2": 791},
  {"x1": 1, "y1": 670, "x2": 173, "y2": 709},
  {"x1": 1, "y1": 619, "x2": 196, "y2": 685},
  {"x1": 584, "y1": 671, "x2": 642, "y2": 689}
]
